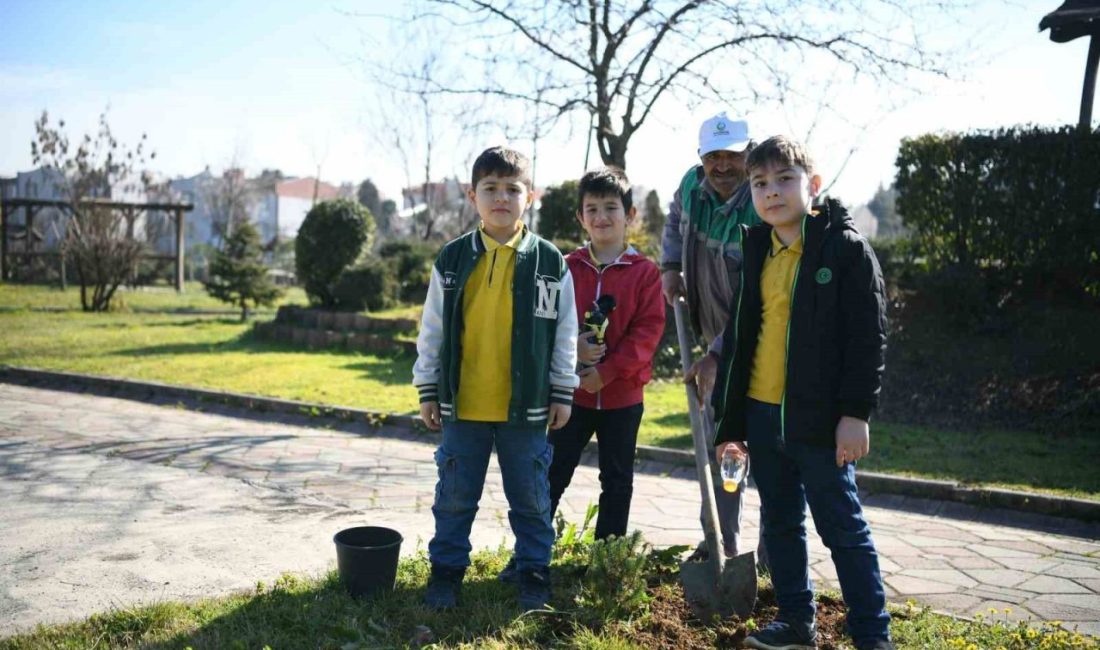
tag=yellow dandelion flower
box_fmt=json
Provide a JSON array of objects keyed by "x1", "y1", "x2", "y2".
[{"x1": 1027, "y1": 627, "x2": 1039, "y2": 639}]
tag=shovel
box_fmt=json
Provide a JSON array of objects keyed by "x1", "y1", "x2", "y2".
[{"x1": 673, "y1": 297, "x2": 757, "y2": 620}]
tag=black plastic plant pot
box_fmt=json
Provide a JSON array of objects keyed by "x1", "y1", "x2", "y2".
[{"x1": 333, "y1": 526, "x2": 403, "y2": 598}]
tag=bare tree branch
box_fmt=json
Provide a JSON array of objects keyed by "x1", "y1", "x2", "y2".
[{"x1": 374, "y1": 0, "x2": 965, "y2": 169}]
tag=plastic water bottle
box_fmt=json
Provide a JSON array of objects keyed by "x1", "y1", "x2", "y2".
[{"x1": 720, "y1": 446, "x2": 746, "y2": 493}]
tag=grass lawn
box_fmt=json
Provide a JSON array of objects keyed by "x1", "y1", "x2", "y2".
[
  {"x1": 2, "y1": 542, "x2": 1091, "y2": 650},
  {"x1": 0, "y1": 281, "x2": 309, "y2": 312},
  {"x1": 1, "y1": 282, "x2": 1097, "y2": 501}
]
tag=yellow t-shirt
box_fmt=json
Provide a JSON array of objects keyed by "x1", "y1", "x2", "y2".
[
  {"x1": 456, "y1": 226, "x2": 523, "y2": 421},
  {"x1": 747, "y1": 229, "x2": 803, "y2": 405}
]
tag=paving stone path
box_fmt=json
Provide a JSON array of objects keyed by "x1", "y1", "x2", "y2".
[{"x1": 1, "y1": 383, "x2": 1098, "y2": 636}]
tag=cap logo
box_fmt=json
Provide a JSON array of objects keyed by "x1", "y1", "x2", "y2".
[{"x1": 715, "y1": 121, "x2": 727, "y2": 133}]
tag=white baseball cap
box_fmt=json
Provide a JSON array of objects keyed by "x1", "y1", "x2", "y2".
[{"x1": 698, "y1": 112, "x2": 753, "y2": 156}]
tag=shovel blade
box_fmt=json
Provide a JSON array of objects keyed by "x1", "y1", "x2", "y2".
[{"x1": 679, "y1": 551, "x2": 757, "y2": 620}]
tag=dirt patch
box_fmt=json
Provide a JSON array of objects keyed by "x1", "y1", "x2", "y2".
[{"x1": 615, "y1": 582, "x2": 852, "y2": 649}]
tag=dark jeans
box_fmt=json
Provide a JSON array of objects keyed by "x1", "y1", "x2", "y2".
[
  {"x1": 428, "y1": 420, "x2": 554, "y2": 572},
  {"x1": 547, "y1": 403, "x2": 643, "y2": 539},
  {"x1": 746, "y1": 399, "x2": 891, "y2": 644}
]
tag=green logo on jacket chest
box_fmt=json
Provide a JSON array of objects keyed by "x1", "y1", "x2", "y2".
[{"x1": 815, "y1": 268, "x2": 833, "y2": 285}]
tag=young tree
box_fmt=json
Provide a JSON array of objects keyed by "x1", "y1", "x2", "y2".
[
  {"x1": 357, "y1": 178, "x2": 382, "y2": 218},
  {"x1": 627, "y1": 188, "x2": 666, "y2": 259},
  {"x1": 31, "y1": 110, "x2": 159, "y2": 311},
  {"x1": 401, "y1": 0, "x2": 960, "y2": 169},
  {"x1": 203, "y1": 220, "x2": 282, "y2": 321},
  {"x1": 643, "y1": 189, "x2": 664, "y2": 243},
  {"x1": 867, "y1": 183, "x2": 906, "y2": 240},
  {"x1": 379, "y1": 199, "x2": 399, "y2": 237},
  {"x1": 365, "y1": 20, "x2": 493, "y2": 241}
]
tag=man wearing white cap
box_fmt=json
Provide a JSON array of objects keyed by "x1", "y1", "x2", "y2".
[{"x1": 661, "y1": 111, "x2": 762, "y2": 562}]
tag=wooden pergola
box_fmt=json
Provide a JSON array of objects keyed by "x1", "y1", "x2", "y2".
[
  {"x1": 0, "y1": 198, "x2": 193, "y2": 291},
  {"x1": 1041, "y1": 0, "x2": 1100, "y2": 130}
]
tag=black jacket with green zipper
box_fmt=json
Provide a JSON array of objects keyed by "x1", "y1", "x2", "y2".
[
  {"x1": 412, "y1": 227, "x2": 580, "y2": 426},
  {"x1": 711, "y1": 198, "x2": 887, "y2": 447}
]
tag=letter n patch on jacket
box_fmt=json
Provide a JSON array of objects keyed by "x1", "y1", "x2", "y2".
[{"x1": 534, "y1": 275, "x2": 560, "y2": 319}]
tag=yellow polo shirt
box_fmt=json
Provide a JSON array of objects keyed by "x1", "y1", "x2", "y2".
[
  {"x1": 748, "y1": 229, "x2": 803, "y2": 405},
  {"x1": 456, "y1": 226, "x2": 523, "y2": 421}
]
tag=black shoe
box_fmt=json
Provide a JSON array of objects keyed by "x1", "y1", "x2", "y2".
[
  {"x1": 743, "y1": 620, "x2": 818, "y2": 650},
  {"x1": 424, "y1": 564, "x2": 465, "y2": 610},
  {"x1": 517, "y1": 566, "x2": 551, "y2": 610},
  {"x1": 855, "y1": 639, "x2": 895, "y2": 650},
  {"x1": 497, "y1": 557, "x2": 519, "y2": 584}
]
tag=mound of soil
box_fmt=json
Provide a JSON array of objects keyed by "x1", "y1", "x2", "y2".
[{"x1": 618, "y1": 583, "x2": 851, "y2": 650}]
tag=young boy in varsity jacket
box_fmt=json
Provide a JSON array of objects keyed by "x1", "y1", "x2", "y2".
[
  {"x1": 413, "y1": 146, "x2": 579, "y2": 612},
  {"x1": 713, "y1": 136, "x2": 893, "y2": 650}
]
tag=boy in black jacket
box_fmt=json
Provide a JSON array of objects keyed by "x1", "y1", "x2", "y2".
[{"x1": 713, "y1": 136, "x2": 892, "y2": 650}]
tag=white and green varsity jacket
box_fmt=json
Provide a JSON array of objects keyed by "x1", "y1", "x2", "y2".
[{"x1": 412, "y1": 227, "x2": 579, "y2": 426}]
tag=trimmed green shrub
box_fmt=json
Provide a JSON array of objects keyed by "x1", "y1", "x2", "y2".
[
  {"x1": 895, "y1": 126, "x2": 1100, "y2": 301},
  {"x1": 331, "y1": 260, "x2": 396, "y2": 313},
  {"x1": 378, "y1": 240, "x2": 436, "y2": 303},
  {"x1": 296, "y1": 199, "x2": 375, "y2": 309}
]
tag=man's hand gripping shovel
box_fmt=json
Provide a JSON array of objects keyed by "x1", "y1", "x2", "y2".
[{"x1": 673, "y1": 297, "x2": 757, "y2": 619}]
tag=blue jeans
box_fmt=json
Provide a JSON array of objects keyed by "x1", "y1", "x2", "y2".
[
  {"x1": 746, "y1": 399, "x2": 891, "y2": 643},
  {"x1": 428, "y1": 420, "x2": 554, "y2": 572}
]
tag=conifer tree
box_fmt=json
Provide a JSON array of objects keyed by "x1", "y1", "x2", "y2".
[{"x1": 204, "y1": 221, "x2": 281, "y2": 321}]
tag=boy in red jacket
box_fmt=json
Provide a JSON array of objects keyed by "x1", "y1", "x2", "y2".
[{"x1": 549, "y1": 166, "x2": 665, "y2": 539}]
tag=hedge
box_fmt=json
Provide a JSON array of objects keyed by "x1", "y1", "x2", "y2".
[{"x1": 895, "y1": 126, "x2": 1100, "y2": 299}]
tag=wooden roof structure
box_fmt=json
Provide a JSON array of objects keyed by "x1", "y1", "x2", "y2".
[{"x1": 0, "y1": 197, "x2": 194, "y2": 291}]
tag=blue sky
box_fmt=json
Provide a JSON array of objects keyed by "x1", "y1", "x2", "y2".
[{"x1": 2, "y1": 0, "x2": 1094, "y2": 207}]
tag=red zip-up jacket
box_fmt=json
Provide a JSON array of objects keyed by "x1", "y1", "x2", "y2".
[{"x1": 566, "y1": 245, "x2": 666, "y2": 410}]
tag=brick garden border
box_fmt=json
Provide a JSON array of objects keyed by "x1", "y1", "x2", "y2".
[
  {"x1": 2, "y1": 364, "x2": 1098, "y2": 523},
  {"x1": 252, "y1": 306, "x2": 419, "y2": 355}
]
